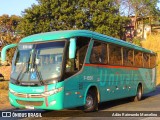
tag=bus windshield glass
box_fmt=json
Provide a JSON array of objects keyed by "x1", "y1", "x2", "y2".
[{"x1": 11, "y1": 41, "x2": 65, "y2": 85}]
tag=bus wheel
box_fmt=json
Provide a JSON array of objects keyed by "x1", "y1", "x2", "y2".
[
  {"x1": 83, "y1": 90, "x2": 98, "y2": 112},
  {"x1": 133, "y1": 85, "x2": 142, "y2": 102}
]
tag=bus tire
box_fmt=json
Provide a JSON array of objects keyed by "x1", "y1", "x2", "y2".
[
  {"x1": 83, "y1": 90, "x2": 98, "y2": 112},
  {"x1": 133, "y1": 85, "x2": 142, "y2": 102}
]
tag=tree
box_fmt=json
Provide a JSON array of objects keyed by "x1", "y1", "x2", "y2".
[
  {"x1": 18, "y1": 0, "x2": 130, "y2": 39},
  {"x1": 0, "y1": 14, "x2": 21, "y2": 36},
  {"x1": 0, "y1": 14, "x2": 22, "y2": 63}
]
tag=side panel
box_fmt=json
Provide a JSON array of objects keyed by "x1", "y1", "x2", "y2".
[
  {"x1": 140, "y1": 67, "x2": 156, "y2": 94},
  {"x1": 82, "y1": 64, "x2": 156, "y2": 102},
  {"x1": 63, "y1": 76, "x2": 81, "y2": 108}
]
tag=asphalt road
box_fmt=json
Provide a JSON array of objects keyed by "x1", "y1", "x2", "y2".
[{"x1": 1, "y1": 86, "x2": 160, "y2": 120}]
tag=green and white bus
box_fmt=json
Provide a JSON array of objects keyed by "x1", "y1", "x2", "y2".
[{"x1": 1, "y1": 30, "x2": 156, "y2": 112}]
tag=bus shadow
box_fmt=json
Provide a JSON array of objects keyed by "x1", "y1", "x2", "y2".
[
  {"x1": 98, "y1": 97, "x2": 132, "y2": 111},
  {"x1": 41, "y1": 97, "x2": 137, "y2": 117},
  {"x1": 142, "y1": 86, "x2": 160, "y2": 99}
]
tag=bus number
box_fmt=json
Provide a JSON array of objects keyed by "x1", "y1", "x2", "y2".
[{"x1": 84, "y1": 76, "x2": 93, "y2": 81}]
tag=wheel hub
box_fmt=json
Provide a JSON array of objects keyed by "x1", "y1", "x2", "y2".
[{"x1": 86, "y1": 95, "x2": 93, "y2": 108}]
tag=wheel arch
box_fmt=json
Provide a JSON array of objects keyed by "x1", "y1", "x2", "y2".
[{"x1": 83, "y1": 84, "x2": 100, "y2": 105}]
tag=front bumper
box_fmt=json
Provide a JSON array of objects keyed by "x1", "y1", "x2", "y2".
[
  {"x1": 9, "y1": 83, "x2": 64, "y2": 110},
  {"x1": 9, "y1": 91, "x2": 64, "y2": 110}
]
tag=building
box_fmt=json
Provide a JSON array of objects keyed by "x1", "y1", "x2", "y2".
[{"x1": 125, "y1": 16, "x2": 160, "y2": 40}]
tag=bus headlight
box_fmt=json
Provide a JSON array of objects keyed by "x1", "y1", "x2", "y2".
[
  {"x1": 9, "y1": 88, "x2": 16, "y2": 94},
  {"x1": 9, "y1": 87, "x2": 63, "y2": 97},
  {"x1": 42, "y1": 87, "x2": 63, "y2": 96}
]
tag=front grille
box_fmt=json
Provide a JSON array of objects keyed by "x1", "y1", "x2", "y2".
[
  {"x1": 16, "y1": 100, "x2": 43, "y2": 106},
  {"x1": 29, "y1": 94, "x2": 44, "y2": 98}
]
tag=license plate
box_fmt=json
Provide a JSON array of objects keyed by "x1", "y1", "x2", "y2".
[{"x1": 25, "y1": 106, "x2": 35, "y2": 109}]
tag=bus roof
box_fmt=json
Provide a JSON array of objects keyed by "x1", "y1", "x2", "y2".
[{"x1": 20, "y1": 30, "x2": 155, "y2": 54}]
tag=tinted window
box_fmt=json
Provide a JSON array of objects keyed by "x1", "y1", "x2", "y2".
[
  {"x1": 90, "y1": 41, "x2": 107, "y2": 64},
  {"x1": 150, "y1": 54, "x2": 156, "y2": 68},
  {"x1": 143, "y1": 53, "x2": 150, "y2": 68},
  {"x1": 109, "y1": 44, "x2": 122, "y2": 65},
  {"x1": 134, "y1": 51, "x2": 143, "y2": 67},
  {"x1": 123, "y1": 48, "x2": 133, "y2": 66}
]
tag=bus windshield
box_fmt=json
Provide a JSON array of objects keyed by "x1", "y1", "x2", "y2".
[{"x1": 11, "y1": 41, "x2": 65, "y2": 85}]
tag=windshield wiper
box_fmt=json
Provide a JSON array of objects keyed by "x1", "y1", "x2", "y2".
[
  {"x1": 16, "y1": 51, "x2": 31, "y2": 85},
  {"x1": 34, "y1": 64, "x2": 44, "y2": 85},
  {"x1": 15, "y1": 63, "x2": 27, "y2": 85},
  {"x1": 31, "y1": 46, "x2": 44, "y2": 85}
]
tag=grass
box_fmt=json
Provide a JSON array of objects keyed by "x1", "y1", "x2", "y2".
[
  {"x1": 0, "y1": 81, "x2": 9, "y2": 90},
  {"x1": 141, "y1": 34, "x2": 160, "y2": 85},
  {"x1": 0, "y1": 66, "x2": 12, "y2": 110},
  {"x1": 0, "y1": 66, "x2": 11, "y2": 80},
  {"x1": 0, "y1": 92, "x2": 11, "y2": 110},
  {"x1": 0, "y1": 81, "x2": 11, "y2": 110}
]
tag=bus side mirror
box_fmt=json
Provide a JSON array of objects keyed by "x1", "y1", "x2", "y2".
[
  {"x1": 1, "y1": 44, "x2": 17, "y2": 66},
  {"x1": 69, "y1": 38, "x2": 76, "y2": 59}
]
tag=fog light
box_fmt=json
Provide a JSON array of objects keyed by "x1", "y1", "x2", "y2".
[{"x1": 50, "y1": 100, "x2": 56, "y2": 105}]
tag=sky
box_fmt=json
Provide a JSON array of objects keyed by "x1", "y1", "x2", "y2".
[
  {"x1": 157, "y1": 3, "x2": 160, "y2": 9},
  {"x1": 0, "y1": 1, "x2": 160, "y2": 16},
  {"x1": 0, "y1": 0, "x2": 38, "y2": 16}
]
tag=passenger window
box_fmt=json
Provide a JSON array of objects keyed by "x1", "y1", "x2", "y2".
[
  {"x1": 143, "y1": 53, "x2": 150, "y2": 68},
  {"x1": 150, "y1": 54, "x2": 156, "y2": 68},
  {"x1": 123, "y1": 48, "x2": 133, "y2": 66},
  {"x1": 134, "y1": 51, "x2": 143, "y2": 67},
  {"x1": 109, "y1": 44, "x2": 122, "y2": 65},
  {"x1": 90, "y1": 41, "x2": 107, "y2": 64}
]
